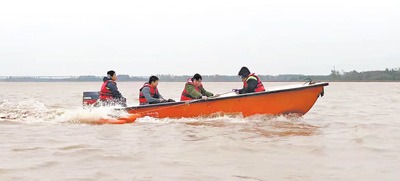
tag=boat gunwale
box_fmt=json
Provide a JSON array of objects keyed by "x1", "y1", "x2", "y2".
[{"x1": 121, "y1": 82, "x2": 329, "y2": 111}]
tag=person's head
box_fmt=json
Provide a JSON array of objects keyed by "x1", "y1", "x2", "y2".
[
  {"x1": 191, "y1": 73, "x2": 202, "y2": 87},
  {"x1": 149, "y1": 76, "x2": 159, "y2": 87},
  {"x1": 238, "y1": 66, "x2": 250, "y2": 81},
  {"x1": 107, "y1": 70, "x2": 117, "y2": 81}
]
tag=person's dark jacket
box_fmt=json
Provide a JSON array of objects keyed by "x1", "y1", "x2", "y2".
[
  {"x1": 103, "y1": 77, "x2": 123, "y2": 99},
  {"x1": 238, "y1": 79, "x2": 259, "y2": 94},
  {"x1": 237, "y1": 66, "x2": 259, "y2": 94}
]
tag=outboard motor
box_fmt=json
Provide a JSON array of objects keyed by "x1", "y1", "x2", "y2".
[{"x1": 83, "y1": 92, "x2": 99, "y2": 106}]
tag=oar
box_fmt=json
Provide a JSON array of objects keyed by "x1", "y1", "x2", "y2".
[
  {"x1": 219, "y1": 91, "x2": 235, "y2": 95},
  {"x1": 210, "y1": 91, "x2": 235, "y2": 98},
  {"x1": 184, "y1": 90, "x2": 237, "y2": 105},
  {"x1": 186, "y1": 91, "x2": 235, "y2": 104}
]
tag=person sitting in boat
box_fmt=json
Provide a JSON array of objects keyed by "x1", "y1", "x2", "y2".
[
  {"x1": 233, "y1": 66, "x2": 265, "y2": 94},
  {"x1": 99, "y1": 70, "x2": 127, "y2": 106},
  {"x1": 139, "y1": 76, "x2": 175, "y2": 105},
  {"x1": 181, "y1": 73, "x2": 216, "y2": 101}
]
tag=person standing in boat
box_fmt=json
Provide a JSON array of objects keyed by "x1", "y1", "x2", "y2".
[
  {"x1": 234, "y1": 66, "x2": 265, "y2": 94},
  {"x1": 139, "y1": 76, "x2": 175, "y2": 105},
  {"x1": 181, "y1": 73, "x2": 216, "y2": 101},
  {"x1": 99, "y1": 70, "x2": 127, "y2": 106}
]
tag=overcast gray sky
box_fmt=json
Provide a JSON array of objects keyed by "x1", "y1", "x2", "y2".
[{"x1": 1, "y1": 0, "x2": 399, "y2": 76}]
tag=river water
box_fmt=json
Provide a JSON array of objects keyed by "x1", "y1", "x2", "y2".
[{"x1": 0, "y1": 82, "x2": 399, "y2": 180}]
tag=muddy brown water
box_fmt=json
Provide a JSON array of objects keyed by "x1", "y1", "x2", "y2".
[{"x1": 0, "y1": 82, "x2": 399, "y2": 180}]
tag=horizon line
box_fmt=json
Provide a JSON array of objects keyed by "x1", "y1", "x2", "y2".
[{"x1": 1, "y1": 67, "x2": 399, "y2": 77}]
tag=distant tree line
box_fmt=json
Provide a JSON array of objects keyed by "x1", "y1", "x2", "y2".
[
  {"x1": 324, "y1": 68, "x2": 400, "y2": 81},
  {"x1": 1, "y1": 68, "x2": 399, "y2": 82}
]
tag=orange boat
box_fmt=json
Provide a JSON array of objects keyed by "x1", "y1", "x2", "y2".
[{"x1": 121, "y1": 82, "x2": 328, "y2": 118}]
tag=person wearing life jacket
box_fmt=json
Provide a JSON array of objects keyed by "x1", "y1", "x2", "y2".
[
  {"x1": 233, "y1": 66, "x2": 265, "y2": 94},
  {"x1": 139, "y1": 76, "x2": 175, "y2": 105},
  {"x1": 181, "y1": 73, "x2": 217, "y2": 101},
  {"x1": 99, "y1": 70, "x2": 126, "y2": 106}
]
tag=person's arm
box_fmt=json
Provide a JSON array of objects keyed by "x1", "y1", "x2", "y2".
[
  {"x1": 141, "y1": 87, "x2": 161, "y2": 103},
  {"x1": 238, "y1": 79, "x2": 258, "y2": 94},
  {"x1": 157, "y1": 90, "x2": 164, "y2": 100},
  {"x1": 200, "y1": 86, "x2": 214, "y2": 97},
  {"x1": 186, "y1": 84, "x2": 203, "y2": 99},
  {"x1": 107, "y1": 82, "x2": 123, "y2": 98}
]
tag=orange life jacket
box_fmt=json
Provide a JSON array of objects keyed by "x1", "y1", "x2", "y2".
[
  {"x1": 139, "y1": 83, "x2": 159, "y2": 104},
  {"x1": 181, "y1": 78, "x2": 202, "y2": 101},
  {"x1": 99, "y1": 80, "x2": 116, "y2": 100},
  {"x1": 244, "y1": 73, "x2": 265, "y2": 92}
]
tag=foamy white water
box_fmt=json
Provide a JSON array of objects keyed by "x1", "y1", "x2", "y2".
[{"x1": 0, "y1": 82, "x2": 399, "y2": 180}]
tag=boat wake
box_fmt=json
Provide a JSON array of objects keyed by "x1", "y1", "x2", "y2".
[
  {"x1": 0, "y1": 100, "x2": 128, "y2": 124},
  {"x1": 0, "y1": 100, "x2": 320, "y2": 136},
  {"x1": 134, "y1": 114, "x2": 319, "y2": 137}
]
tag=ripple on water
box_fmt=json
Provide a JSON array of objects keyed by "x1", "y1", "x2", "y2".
[
  {"x1": 12, "y1": 147, "x2": 44, "y2": 152},
  {"x1": 59, "y1": 144, "x2": 91, "y2": 150},
  {"x1": 233, "y1": 175, "x2": 264, "y2": 181}
]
